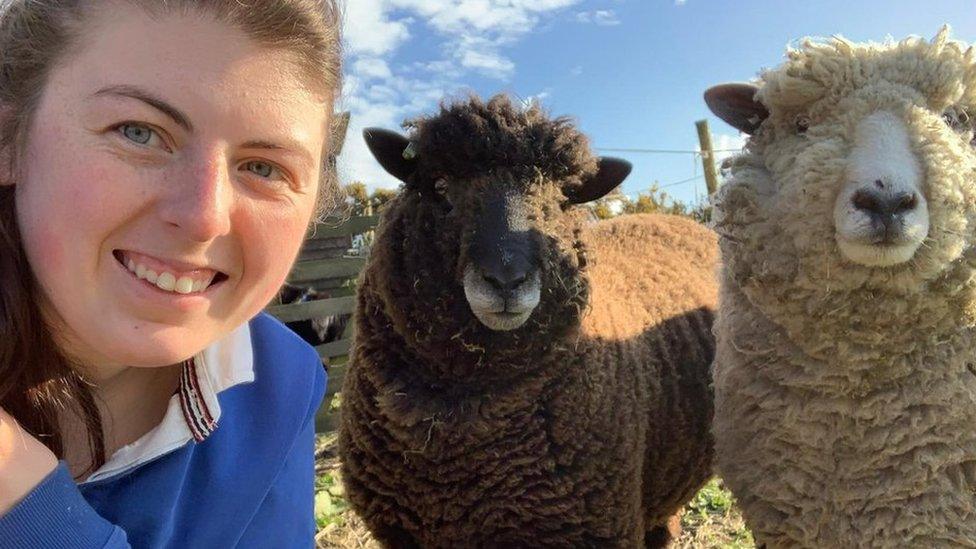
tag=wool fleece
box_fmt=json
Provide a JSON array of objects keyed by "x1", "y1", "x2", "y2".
[
  {"x1": 709, "y1": 28, "x2": 976, "y2": 548},
  {"x1": 339, "y1": 95, "x2": 718, "y2": 548}
]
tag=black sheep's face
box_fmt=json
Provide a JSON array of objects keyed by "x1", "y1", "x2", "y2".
[{"x1": 364, "y1": 128, "x2": 631, "y2": 333}]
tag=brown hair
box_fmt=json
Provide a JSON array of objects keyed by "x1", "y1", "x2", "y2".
[{"x1": 0, "y1": 0, "x2": 342, "y2": 477}]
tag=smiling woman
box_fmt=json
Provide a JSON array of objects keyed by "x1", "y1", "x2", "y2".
[{"x1": 0, "y1": 0, "x2": 341, "y2": 547}]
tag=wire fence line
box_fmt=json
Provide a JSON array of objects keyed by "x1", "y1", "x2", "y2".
[
  {"x1": 595, "y1": 143, "x2": 745, "y2": 197},
  {"x1": 594, "y1": 147, "x2": 742, "y2": 155},
  {"x1": 660, "y1": 174, "x2": 704, "y2": 189}
]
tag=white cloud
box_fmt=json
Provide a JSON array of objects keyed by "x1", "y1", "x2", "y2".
[
  {"x1": 460, "y1": 49, "x2": 516, "y2": 79},
  {"x1": 352, "y1": 58, "x2": 393, "y2": 80},
  {"x1": 520, "y1": 90, "x2": 552, "y2": 109},
  {"x1": 709, "y1": 132, "x2": 748, "y2": 169},
  {"x1": 570, "y1": 65, "x2": 584, "y2": 76},
  {"x1": 575, "y1": 10, "x2": 621, "y2": 26},
  {"x1": 674, "y1": 0, "x2": 687, "y2": 5},
  {"x1": 337, "y1": 0, "x2": 582, "y2": 190},
  {"x1": 342, "y1": 0, "x2": 411, "y2": 56}
]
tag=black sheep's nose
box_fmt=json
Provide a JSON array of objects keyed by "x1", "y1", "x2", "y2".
[
  {"x1": 851, "y1": 188, "x2": 919, "y2": 219},
  {"x1": 482, "y1": 268, "x2": 528, "y2": 294}
]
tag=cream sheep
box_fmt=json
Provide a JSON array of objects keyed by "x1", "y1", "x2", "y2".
[{"x1": 704, "y1": 28, "x2": 976, "y2": 547}]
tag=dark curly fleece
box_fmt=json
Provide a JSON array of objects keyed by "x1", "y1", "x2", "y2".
[{"x1": 339, "y1": 95, "x2": 717, "y2": 548}]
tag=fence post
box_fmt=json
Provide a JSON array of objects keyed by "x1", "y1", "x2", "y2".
[{"x1": 695, "y1": 119, "x2": 720, "y2": 196}]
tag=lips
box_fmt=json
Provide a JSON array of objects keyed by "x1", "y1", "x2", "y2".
[{"x1": 112, "y1": 249, "x2": 228, "y2": 295}]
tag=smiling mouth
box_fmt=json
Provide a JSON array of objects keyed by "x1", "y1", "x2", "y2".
[{"x1": 112, "y1": 250, "x2": 228, "y2": 295}]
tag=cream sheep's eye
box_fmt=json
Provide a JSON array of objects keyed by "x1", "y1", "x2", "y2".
[
  {"x1": 943, "y1": 108, "x2": 970, "y2": 130},
  {"x1": 794, "y1": 114, "x2": 810, "y2": 134},
  {"x1": 943, "y1": 108, "x2": 975, "y2": 146}
]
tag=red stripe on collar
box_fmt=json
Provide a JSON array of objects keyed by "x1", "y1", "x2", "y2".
[{"x1": 178, "y1": 358, "x2": 218, "y2": 442}]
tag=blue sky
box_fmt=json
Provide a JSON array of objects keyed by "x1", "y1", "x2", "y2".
[{"x1": 337, "y1": 0, "x2": 976, "y2": 206}]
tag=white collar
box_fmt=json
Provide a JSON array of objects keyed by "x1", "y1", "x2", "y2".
[{"x1": 81, "y1": 322, "x2": 255, "y2": 484}]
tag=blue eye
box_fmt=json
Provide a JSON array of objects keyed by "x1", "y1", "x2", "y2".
[
  {"x1": 244, "y1": 161, "x2": 276, "y2": 178},
  {"x1": 120, "y1": 124, "x2": 154, "y2": 145}
]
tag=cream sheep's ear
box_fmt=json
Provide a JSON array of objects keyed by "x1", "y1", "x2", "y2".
[
  {"x1": 704, "y1": 83, "x2": 769, "y2": 135},
  {"x1": 565, "y1": 157, "x2": 632, "y2": 205},
  {"x1": 363, "y1": 127, "x2": 418, "y2": 183}
]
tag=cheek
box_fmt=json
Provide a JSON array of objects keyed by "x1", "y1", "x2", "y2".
[
  {"x1": 16, "y1": 138, "x2": 140, "y2": 323},
  {"x1": 24, "y1": 224, "x2": 68, "y2": 275},
  {"x1": 238, "y1": 203, "x2": 313, "y2": 302}
]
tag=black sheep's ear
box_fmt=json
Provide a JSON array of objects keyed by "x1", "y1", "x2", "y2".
[
  {"x1": 703, "y1": 83, "x2": 768, "y2": 135},
  {"x1": 363, "y1": 128, "x2": 418, "y2": 183},
  {"x1": 565, "y1": 157, "x2": 632, "y2": 205}
]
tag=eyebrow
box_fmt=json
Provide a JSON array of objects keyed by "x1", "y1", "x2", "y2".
[
  {"x1": 242, "y1": 139, "x2": 316, "y2": 171},
  {"x1": 92, "y1": 85, "x2": 193, "y2": 132}
]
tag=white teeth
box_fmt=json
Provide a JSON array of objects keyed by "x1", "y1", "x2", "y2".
[
  {"x1": 175, "y1": 276, "x2": 194, "y2": 294},
  {"x1": 121, "y1": 253, "x2": 215, "y2": 294},
  {"x1": 155, "y1": 272, "x2": 176, "y2": 291}
]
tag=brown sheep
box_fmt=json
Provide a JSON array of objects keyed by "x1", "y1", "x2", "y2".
[{"x1": 338, "y1": 95, "x2": 718, "y2": 548}]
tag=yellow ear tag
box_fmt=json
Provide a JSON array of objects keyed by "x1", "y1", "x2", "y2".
[{"x1": 402, "y1": 142, "x2": 417, "y2": 160}]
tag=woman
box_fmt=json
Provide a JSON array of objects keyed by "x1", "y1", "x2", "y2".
[{"x1": 0, "y1": 0, "x2": 341, "y2": 546}]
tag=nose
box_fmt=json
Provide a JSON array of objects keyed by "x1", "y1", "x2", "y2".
[
  {"x1": 479, "y1": 248, "x2": 533, "y2": 299},
  {"x1": 159, "y1": 153, "x2": 233, "y2": 242},
  {"x1": 851, "y1": 185, "x2": 920, "y2": 220},
  {"x1": 482, "y1": 267, "x2": 529, "y2": 295}
]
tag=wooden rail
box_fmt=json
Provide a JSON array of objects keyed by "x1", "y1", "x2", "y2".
[{"x1": 264, "y1": 214, "x2": 379, "y2": 433}]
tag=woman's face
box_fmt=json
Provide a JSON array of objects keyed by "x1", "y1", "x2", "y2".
[{"x1": 13, "y1": 5, "x2": 330, "y2": 371}]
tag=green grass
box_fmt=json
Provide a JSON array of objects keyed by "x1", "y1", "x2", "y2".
[
  {"x1": 676, "y1": 478, "x2": 755, "y2": 548},
  {"x1": 314, "y1": 432, "x2": 350, "y2": 533},
  {"x1": 315, "y1": 470, "x2": 349, "y2": 530}
]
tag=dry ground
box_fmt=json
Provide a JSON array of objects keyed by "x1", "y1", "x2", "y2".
[{"x1": 313, "y1": 433, "x2": 754, "y2": 549}]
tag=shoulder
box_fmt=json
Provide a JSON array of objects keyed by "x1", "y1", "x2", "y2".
[
  {"x1": 239, "y1": 312, "x2": 327, "y2": 426},
  {"x1": 248, "y1": 311, "x2": 322, "y2": 368}
]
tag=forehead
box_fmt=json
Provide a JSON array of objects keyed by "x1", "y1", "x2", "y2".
[
  {"x1": 51, "y1": 3, "x2": 329, "y2": 137},
  {"x1": 763, "y1": 39, "x2": 976, "y2": 111}
]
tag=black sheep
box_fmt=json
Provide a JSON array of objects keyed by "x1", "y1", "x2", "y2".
[{"x1": 339, "y1": 95, "x2": 717, "y2": 548}]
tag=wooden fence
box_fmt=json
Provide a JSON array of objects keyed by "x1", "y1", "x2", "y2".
[{"x1": 264, "y1": 214, "x2": 379, "y2": 433}]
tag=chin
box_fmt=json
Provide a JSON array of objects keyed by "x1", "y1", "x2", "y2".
[
  {"x1": 472, "y1": 309, "x2": 533, "y2": 331},
  {"x1": 99, "y1": 323, "x2": 218, "y2": 368},
  {"x1": 836, "y1": 238, "x2": 921, "y2": 267}
]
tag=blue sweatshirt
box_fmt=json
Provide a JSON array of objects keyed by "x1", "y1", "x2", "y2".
[{"x1": 0, "y1": 313, "x2": 327, "y2": 548}]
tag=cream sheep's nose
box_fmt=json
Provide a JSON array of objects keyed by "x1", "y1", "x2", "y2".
[{"x1": 851, "y1": 186, "x2": 920, "y2": 221}]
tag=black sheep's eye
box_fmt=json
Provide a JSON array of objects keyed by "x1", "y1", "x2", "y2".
[
  {"x1": 434, "y1": 178, "x2": 448, "y2": 195},
  {"x1": 433, "y1": 178, "x2": 452, "y2": 206},
  {"x1": 794, "y1": 114, "x2": 810, "y2": 134}
]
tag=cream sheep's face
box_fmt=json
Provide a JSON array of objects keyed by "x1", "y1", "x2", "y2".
[
  {"x1": 832, "y1": 110, "x2": 929, "y2": 267},
  {"x1": 706, "y1": 32, "x2": 976, "y2": 289}
]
